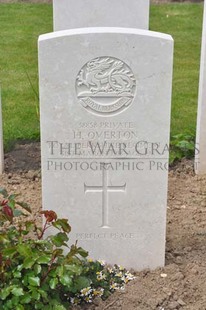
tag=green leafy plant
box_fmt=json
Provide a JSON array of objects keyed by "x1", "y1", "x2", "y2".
[
  {"x1": 170, "y1": 133, "x2": 196, "y2": 164},
  {"x1": 0, "y1": 189, "x2": 135, "y2": 309}
]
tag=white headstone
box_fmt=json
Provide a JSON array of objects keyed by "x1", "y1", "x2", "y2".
[
  {"x1": 39, "y1": 28, "x2": 173, "y2": 270},
  {"x1": 53, "y1": 0, "x2": 150, "y2": 31},
  {"x1": 195, "y1": 1, "x2": 206, "y2": 174},
  {"x1": 0, "y1": 90, "x2": 4, "y2": 174}
]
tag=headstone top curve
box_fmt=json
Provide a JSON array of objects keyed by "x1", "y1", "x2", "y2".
[{"x1": 38, "y1": 28, "x2": 173, "y2": 43}]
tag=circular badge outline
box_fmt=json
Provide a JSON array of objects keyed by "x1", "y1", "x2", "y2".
[{"x1": 75, "y1": 56, "x2": 137, "y2": 117}]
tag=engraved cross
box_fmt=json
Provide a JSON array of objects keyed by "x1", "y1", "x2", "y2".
[{"x1": 84, "y1": 165, "x2": 126, "y2": 228}]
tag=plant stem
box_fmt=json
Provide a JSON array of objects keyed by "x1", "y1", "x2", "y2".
[{"x1": 38, "y1": 220, "x2": 48, "y2": 240}]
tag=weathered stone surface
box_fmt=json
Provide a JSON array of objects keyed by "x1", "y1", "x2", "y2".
[
  {"x1": 195, "y1": 1, "x2": 206, "y2": 174},
  {"x1": 39, "y1": 28, "x2": 173, "y2": 270},
  {"x1": 53, "y1": 0, "x2": 150, "y2": 31}
]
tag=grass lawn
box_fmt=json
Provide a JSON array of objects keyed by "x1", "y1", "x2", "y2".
[
  {"x1": 150, "y1": 3, "x2": 203, "y2": 137},
  {"x1": 0, "y1": 3, "x2": 203, "y2": 150},
  {"x1": 0, "y1": 3, "x2": 52, "y2": 150}
]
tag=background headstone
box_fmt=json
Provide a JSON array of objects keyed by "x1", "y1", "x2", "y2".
[
  {"x1": 0, "y1": 90, "x2": 4, "y2": 174},
  {"x1": 39, "y1": 28, "x2": 173, "y2": 270},
  {"x1": 195, "y1": 0, "x2": 206, "y2": 174},
  {"x1": 53, "y1": 0, "x2": 150, "y2": 31}
]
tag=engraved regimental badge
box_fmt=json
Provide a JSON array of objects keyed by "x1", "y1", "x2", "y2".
[{"x1": 76, "y1": 56, "x2": 136, "y2": 116}]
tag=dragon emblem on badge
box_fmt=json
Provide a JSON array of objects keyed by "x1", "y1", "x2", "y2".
[{"x1": 76, "y1": 56, "x2": 136, "y2": 116}]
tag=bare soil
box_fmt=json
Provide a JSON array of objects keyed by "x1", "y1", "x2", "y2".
[{"x1": 1, "y1": 142, "x2": 206, "y2": 310}]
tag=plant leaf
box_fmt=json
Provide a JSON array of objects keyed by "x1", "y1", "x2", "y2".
[
  {"x1": 17, "y1": 244, "x2": 32, "y2": 257},
  {"x1": 59, "y1": 273, "x2": 72, "y2": 287},
  {"x1": 49, "y1": 278, "x2": 58, "y2": 289},
  {"x1": 28, "y1": 276, "x2": 40, "y2": 287},
  {"x1": 16, "y1": 305, "x2": 24, "y2": 310},
  {"x1": 37, "y1": 255, "x2": 51, "y2": 264},
  {"x1": 3, "y1": 247, "x2": 16, "y2": 256},
  {"x1": 52, "y1": 219, "x2": 71, "y2": 233},
  {"x1": 51, "y1": 232, "x2": 69, "y2": 247},
  {"x1": 0, "y1": 188, "x2": 8, "y2": 198},
  {"x1": 13, "y1": 209, "x2": 24, "y2": 217},
  {"x1": 74, "y1": 276, "x2": 91, "y2": 291},
  {"x1": 23, "y1": 257, "x2": 37, "y2": 269},
  {"x1": 21, "y1": 293, "x2": 31, "y2": 304},
  {"x1": 77, "y1": 247, "x2": 88, "y2": 258},
  {"x1": 11, "y1": 287, "x2": 24, "y2": 297},
  {"x1": 0, "y1": 287, "x2": 12, "y2": 300},
  {"x1": 17, "y1": 201, "x2": 32, "y2": 213}
]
